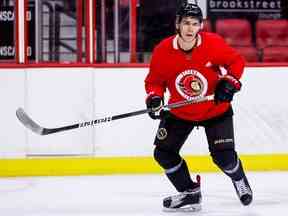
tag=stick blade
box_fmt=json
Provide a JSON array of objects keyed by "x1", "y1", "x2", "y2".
[{"x1": 16, "y1": 108, "x2": 44, "y2": 135}]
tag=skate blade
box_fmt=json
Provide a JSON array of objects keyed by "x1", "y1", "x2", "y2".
[{"x1": 163, "y1": 204, "x2": 201, "y2": 212}]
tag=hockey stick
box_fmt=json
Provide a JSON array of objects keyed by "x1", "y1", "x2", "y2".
[{"x1": 16, "y1": 95, "x2": 214, "y2": 135}]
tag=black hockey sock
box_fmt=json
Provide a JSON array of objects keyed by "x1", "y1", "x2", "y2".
[
  {"x1": 211, "y1": 150, "x2": 246, "y2": 181},
  {"x1": 223, "y1": 158, "x2": 246, "y2": 181},
  {"x1": 165, "y1": 160, "x2": 196, "y2": 192}
]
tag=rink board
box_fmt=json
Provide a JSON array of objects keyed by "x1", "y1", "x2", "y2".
[{"x1": 0, "y1": 66, "x2": 288, "y2": 176}]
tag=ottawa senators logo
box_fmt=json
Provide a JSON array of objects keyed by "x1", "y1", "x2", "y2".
[
  {"x1": 175, "y1": 69, "x2": 208, "y2": 100},
  {"x1": 157, "y1": 128, "x2": 168, "y2": 140}
]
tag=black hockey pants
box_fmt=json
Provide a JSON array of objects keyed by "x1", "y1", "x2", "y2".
[{"x1": 153, "y1": 108, "x2": 245, "y2": 192}]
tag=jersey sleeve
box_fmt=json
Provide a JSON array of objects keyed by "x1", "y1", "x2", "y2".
[
  {"x1": 211, "y1": 34, "x2": 245, "y2": 80},
  {"x1": 144, "y1": 46, "x2": 167, "y2": 97}
]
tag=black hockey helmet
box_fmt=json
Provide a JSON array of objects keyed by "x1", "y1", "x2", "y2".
[{"x1": 176, "y1": 0, "x2": 203, "y2": 23}]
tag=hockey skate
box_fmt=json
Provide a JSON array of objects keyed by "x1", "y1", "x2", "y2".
[
  {"x1": 163, "y1": 176, "x2": 202, "y2": 212},
  {"x1": 232, "y1": 176, "x2": 253, "y2": 206}
]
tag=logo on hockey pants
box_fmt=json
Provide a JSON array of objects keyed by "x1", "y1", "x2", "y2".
[{"x1": 157, "y1": 128, "x2": 168, "y2": 140}]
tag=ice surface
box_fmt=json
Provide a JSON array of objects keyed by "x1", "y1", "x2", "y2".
[{"x1": 0, "y1": 172, "x2": 287, "y2": 215}]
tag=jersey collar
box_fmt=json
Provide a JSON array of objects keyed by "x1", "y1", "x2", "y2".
[{"x1": 172, "y1": 34, "x2": 202, "y2": 50}]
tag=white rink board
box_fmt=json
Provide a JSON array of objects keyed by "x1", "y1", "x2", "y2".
[
  {"x1": 0, "y1": 69, "x2": 26, "y2": 158},
  {"x1": 26, "y1": 68, "x2": 95, "y2": 156},
  {"x1": 0, "y1": 66, "x2": 287, "y2": 158},
  {"x1": 234, "y1": 68, "x2": 288, "y2": 154}
]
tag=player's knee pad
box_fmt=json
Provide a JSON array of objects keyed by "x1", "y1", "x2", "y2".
[
  {"x1": 153, "y1": 146, "x2": 182, "y2": 170},
  {"x1": 211, "y1": 149, "x2": 238, "y2": 171}
]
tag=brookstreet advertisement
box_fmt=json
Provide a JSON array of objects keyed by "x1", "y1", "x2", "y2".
[{"x1": 207, "y1": 0, "x2": 282, "y2": 19}]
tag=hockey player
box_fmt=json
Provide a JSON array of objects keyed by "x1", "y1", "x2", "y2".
[{"x1": 144, "y1": 0, "x2": 253, "y2": 212}]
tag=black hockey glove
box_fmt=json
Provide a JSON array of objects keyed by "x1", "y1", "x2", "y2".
[
  {"x1": 214, "y1": 75, "x2": 241, "y2": 104},
  {"x1": 146, "y1": 95, "x2": 163, "y2": 120}
]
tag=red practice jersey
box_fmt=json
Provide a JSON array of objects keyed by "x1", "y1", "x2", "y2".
[{"x1": 145, "y1": 32, "x2": 245, "y2": 121}]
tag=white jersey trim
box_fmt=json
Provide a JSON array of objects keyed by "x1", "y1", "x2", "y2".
[{"x1": 172, "y1": 34, "x2": 202, "y2": 50}]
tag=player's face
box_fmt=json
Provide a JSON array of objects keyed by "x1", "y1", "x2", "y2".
[{"x1": 178, "y1": 17, "x2": 201, "y2": 42}]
